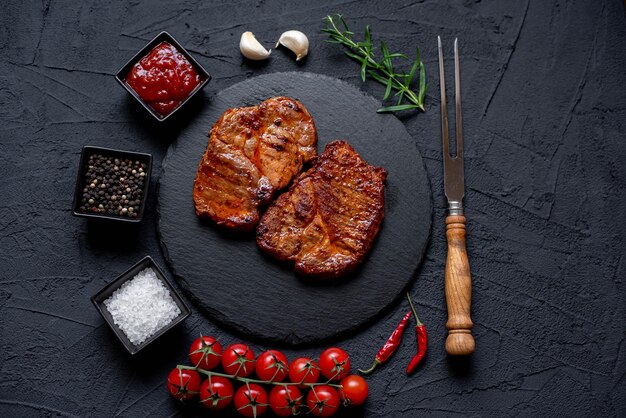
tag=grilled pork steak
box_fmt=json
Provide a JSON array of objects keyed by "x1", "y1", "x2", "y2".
[
  {"x1": 193, "y1": 97, "x2": 317, "y2": 231},
  {"x1": 256, "y1": 141, "x2": 387, "y2": 278}
]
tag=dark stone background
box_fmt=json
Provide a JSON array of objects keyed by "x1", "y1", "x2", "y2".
[{"x1": 1, "y1": 0, "x2": 625, "y2": 416}]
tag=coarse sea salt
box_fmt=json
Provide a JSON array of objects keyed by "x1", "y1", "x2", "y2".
[{"x1": 104, "y1": 267, "x2": 181, "y2": 346}]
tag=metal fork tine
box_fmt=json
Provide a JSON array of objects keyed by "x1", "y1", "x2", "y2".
[
  {"x1": 454, "y1": 38, "x2": 463, "y2": 158},
  {"x1": 438, "y1": 36, "x2": 449, "y2": 158}
]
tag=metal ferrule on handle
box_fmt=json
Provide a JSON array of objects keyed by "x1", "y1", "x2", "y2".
[{"x1": 448, "y1": 201, "x2": 463, "y2": 216}]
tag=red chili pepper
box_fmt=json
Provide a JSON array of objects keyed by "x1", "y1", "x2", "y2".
[
  {"x1": 406, "y1": 293, "x2": 427, "y2": 375},
  {"x1": 358, "y1": 310, "x2": 412, "y2": 374}
]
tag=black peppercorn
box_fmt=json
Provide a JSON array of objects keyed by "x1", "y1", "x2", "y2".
[{"x1": 79, "y1": 153, "x2": 148, "y2": 219}]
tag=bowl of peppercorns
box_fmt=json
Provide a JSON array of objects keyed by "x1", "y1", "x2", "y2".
[{"x1": 72, "y1": 146, "x2": 152, "y2": 222}]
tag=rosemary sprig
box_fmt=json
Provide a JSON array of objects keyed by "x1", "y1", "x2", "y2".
[{"x1": 322, "y1": 14, "x2": 427, "y2": 113}]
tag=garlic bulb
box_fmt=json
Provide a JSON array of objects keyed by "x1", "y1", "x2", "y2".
[
  {"x1": 275, "y1": 30, "x2": 309, "y2": 61},
  {"x1": 240, "y1": 31, "x2": 271, "y2": 60}
]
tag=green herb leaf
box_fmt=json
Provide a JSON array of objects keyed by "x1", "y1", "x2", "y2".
[
  {"x1": 418, "y1": 61, "x2": 427, "y2": 109},
  {"x1": 383, "y1": 77, "x2": 393, "y2": 100},
  {"x1": 388, "y1": 53, "x2": 409, "y2": 59},
  {"x1": 396, "y1": 89, "x2": 405, "y2": 105},
  {"x1": 364, "y1": 25, "x2": 372, "y2": 54},
  {"x1": 380, "y1": 41, "x2": 392, "y2": 72},
  {"x1": 338, "y1": 14, "x2": 349, "y2": 30},
  {"x1": 360, "y1": 59, "x2": 367, "y2": 82},
  {"x1": 367, "y1": 70, "x2": 388, "y2": 85},
  {"x1": 344, "y1": 51, "x2": 363, "y2": 62},
  {"x1": 377, "y1": 104, "x2": 419, "y2": 113},
  {"x1": 407, "y1": 49, "x2": 420, "y2": 86}
]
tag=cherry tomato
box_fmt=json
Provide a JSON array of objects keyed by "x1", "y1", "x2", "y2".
[
  {"x1": 189, "y1": 336, "x2": 222, "y2": 370},
  {"x1": 289, "y1": 357, "x2": 321, "y2": 387},
  {"x1": 339, "y1": 375, "x2": 368, "y2": 406},
  {"x1": 306, "y1": 385, "x2": 340, "y2": 417},
  {"x1": 234, "y1": 383, "x2": 268, "y2": 417},
  {"x1": 256, "y1": 350, "x2": 289, "y2": 382},
  {"x1": 318, "y1": 347, "x2": 350, "y2": 380},
  {"x1": 269, "y1": 385, "x2": 302, "y2": 417},
  {"x1": 199, "y1": 376, "x2": 233, "y2": 410},
  {"x1": 222, "y1": 343, "x2": 256, "y2": 377},
  {"x1": 166, "y1": 367, "x2": 201, "y2": 401}
]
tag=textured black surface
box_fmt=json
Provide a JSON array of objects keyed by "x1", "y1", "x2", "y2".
[
  {"x1": 158, "y1": 72, "x2": 432, "y2": 346},
  {"x1": 1, "y1": 0, "x2": 625, "y2": 416}
]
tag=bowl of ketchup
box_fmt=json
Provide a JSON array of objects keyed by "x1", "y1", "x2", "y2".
[{"x1": 116, "y1": 32, "x2": 210, "y2": 121}]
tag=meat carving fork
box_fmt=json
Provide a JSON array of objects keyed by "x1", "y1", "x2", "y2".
[{"x1": 438, "y1": 37, "x2": 475, "y2": 355}]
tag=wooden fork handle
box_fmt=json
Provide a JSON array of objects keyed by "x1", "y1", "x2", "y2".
[{"x1": 444, "y1": 215, "x2": 475, "y2": 355}]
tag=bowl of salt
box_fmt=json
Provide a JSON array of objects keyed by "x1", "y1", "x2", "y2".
[{"x1": 91, "y1": 256, "x2": 190, "y2": 354}]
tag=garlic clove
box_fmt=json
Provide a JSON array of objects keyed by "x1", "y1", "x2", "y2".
[
  {"x1": 240, "y1": 31, "x2": 271, "y2": 60},
  {"x1": 275, "y1": 30, "x2": 309, "y2": 61}
]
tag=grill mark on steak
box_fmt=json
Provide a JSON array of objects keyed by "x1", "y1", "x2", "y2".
[
  {"x1": 256, "y1": 141, "x2": 387, "y2": 278},
  {"x1": 193, "y1": 97, "x2": 317, "y2": 231}
]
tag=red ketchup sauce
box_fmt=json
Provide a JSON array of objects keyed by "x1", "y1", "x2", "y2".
[{"x1": 125, "y1": 42, "x2": 202, "y2": 116}]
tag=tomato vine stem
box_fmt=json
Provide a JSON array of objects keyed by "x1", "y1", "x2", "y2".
[{"x1": 176, "y1": 365, "x2": 343, "y2": 389}]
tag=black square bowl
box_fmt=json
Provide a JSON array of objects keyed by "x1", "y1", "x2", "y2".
[
  {"x1": 115, "y1": 31, "x2": 211, "y2": 122},
  {"x1": 72, "y1": 146, "x2": 152, "y2": 223},
  {"x1": 91, "y1": 256, "x2": 191, "y2": 355}
]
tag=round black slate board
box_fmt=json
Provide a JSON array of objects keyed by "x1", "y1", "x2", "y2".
[{"x1": 158, "y1": 72, "x2": 432, "y2": 346}]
